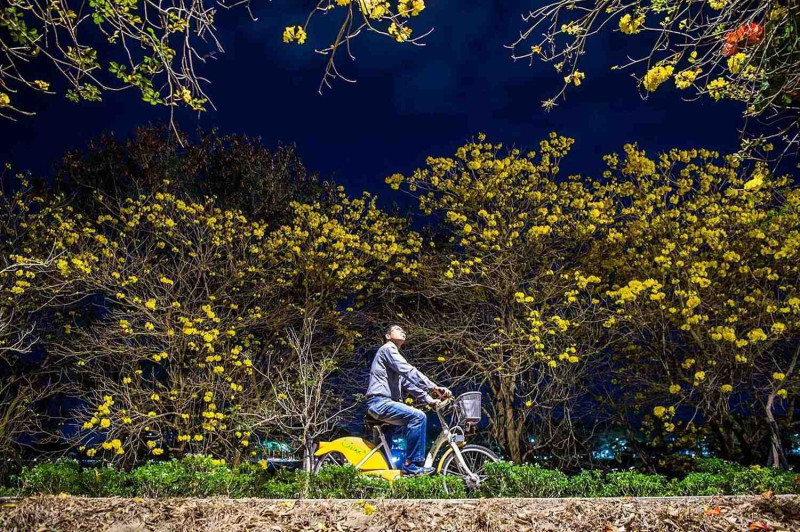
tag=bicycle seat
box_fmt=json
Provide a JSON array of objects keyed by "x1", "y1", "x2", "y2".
[{"x1": 364, "y1": 412, "x2": 392, "y2": 428}]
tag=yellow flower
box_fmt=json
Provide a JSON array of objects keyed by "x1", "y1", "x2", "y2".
[
  {"x1": 744, "y1": 174, "x2": 763, "y2": 191},
  {"x1": 694, "y1": 371, "x2": 706, "y2": 382},
  {"x1": 564, "y1": 71, "x2": 586, "y2": 87},
  {"x1": 674, "y1": 69, "x2": 700, "y2": 90},
  {"x1": 363, "y1": 502, "x2": 376, "y2": 515},
  {"x1": 747, "y1": 328, "x2": 767, "y2": 342},
  {"x1": 525, "y1": 400, "x2": 532, "y2": 407},
  {"x1": 398, "y1": 0, "x2": 425, "y2": 17},
  {"x1": 643, "y1": 65, "x2": 674, "y2": 92},
  {"x1": 100, "y1": 418, "x2": 111, "y2": 428},
  {"x1": 388, "y1": 22, "x2": 413, "y2": 42},
  {"x1": 653, "y1": 406, "x2": 666, "y2": 418},
  {"x1": 773, "y1": 372, "x2": 786, "y2": 382},
  {"x1": 709, "y1": 0, "x2": 726, "y2": 8},
  {"x1": 0, "y1": 93, "x2": 9, "y2": 107},
  {"x1": 669, "y1": 384, "x2": 681, "y2": 394},
  {"x1": 283, "y1": 26, "x2": 307, "y2": 45},
  {"x1": 707, "y1": 78, "x2": 728, "y2": 101},
  {"x1": 727, "y1": 53, "x2": 746, "y2": 74},
  {"x1": 777, "y1": 389, "x2": 788, "y2": 399},
  {"x1": 618, "y1": 13, "x2": 645, "y2": 35},
  {"x1": 719, "y1": 384, "x2": 733, "y2": 393}
]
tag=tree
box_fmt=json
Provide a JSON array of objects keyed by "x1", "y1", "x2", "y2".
[
  {"x1": 263, "y1": 319, "x2": 355, "y2": 473},
  {"x1": 0, "y1": 0, "x2": 433, "y2": 121},
  {"x1": 595, "y1": 143, "x2": 800, "y2": 468},
  {"x1": 385, "y1": 133, "x2": 615, "y2": 465},
  {"x1": 509, "y1": 1, "x2": 800, "y2": 152},
  {"x1": 53, "y1": 124, "x2": 326, "y2": 225}
]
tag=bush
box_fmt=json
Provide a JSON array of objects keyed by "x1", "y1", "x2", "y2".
[
  {"x1": 600, "y1": 471, "x2": 670, "y2": 497},
  {"x1": 392, "y1": 474, "x2": 466, "y2": 499},
  {"x1": 479, "y1": 461, "x2": 570, "y2": 498},
  {"x1": 131, "y1": 455, "x2": 246, "y2": 498},
  {"x1": 305, "y1": 466, "x2": 391, "y2": 499},
  {"x1": 566, "y1": 469, "x2": 606, "y2": 497},
  {"x1": 79, "y1": 466, "x2": 133, "y2": 497},
  {"x1": 20, "y1": 459, "x2": 85, "y2": 495},
  {"x1": 671, "y1": 473, "x2": 728, "y2": 496},
  {"x1": 693, "y1": 458, "x2": 746, "y2": 475},
  {"x1": 8, "y1": 458, "x2": 800, "y2": 499}
]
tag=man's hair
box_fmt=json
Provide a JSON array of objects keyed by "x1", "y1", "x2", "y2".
[{"x1": 384, "y1": 324, "x2": 402, "y2": 338}]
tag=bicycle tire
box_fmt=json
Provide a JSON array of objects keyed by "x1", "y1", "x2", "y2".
[
  {"x1": 439, "y1": 444, "x2": 499, "y2": 495},
  {"x1": 313, "y1": 451, "x2": 347, "y2": 473}
]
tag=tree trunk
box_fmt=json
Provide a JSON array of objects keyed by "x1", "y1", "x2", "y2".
[
  {"x1": 491, "y1": 374, "x2": 522, "y2": 463},
  {"x1": 765, "y1": 393, "x2": 789, "y2": 469}
]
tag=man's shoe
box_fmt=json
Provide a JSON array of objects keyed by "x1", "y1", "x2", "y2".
[{"x1": 402, "y1": 463, "x2": 434, "y2": 476}]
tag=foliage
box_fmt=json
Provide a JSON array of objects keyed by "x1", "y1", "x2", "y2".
[
  {"x1": 53, "y1": 125, "x2": 327, "y2": 225},
  {"x1": 290, "y1": 0, "x2": 432, "y2": 91},
  {"x1": 385, "y1": 132, "x2": 613, "y2": 464},
  {"x1": 0, "y1": 0, "x2": 434, "y2": 120},
  {"x1": 594, "y1": 142, "x2": 800, "y2": 468},
  {"x1": 12, "y1": 459, "x2": 800, "y2": 498},
  {"x1": 509, "y1": 0, "x2": 800, "y2": 149}
]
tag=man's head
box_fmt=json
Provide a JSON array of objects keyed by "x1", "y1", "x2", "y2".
[{"x1": 384, "y1": 324, "x2": 406, "y2": 347}]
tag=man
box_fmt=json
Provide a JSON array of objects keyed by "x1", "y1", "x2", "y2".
[{"x1": 365, "y1": 324, "x2": 452, "y2": 475}]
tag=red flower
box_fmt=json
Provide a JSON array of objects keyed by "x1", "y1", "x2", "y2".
[
  {"x1": 745, "y1": 22, "x2": 763, "y2": 44},
  {"x1": 722, "y1": 40, "x2": 739, "y2": 57},
  {"x1": 722, "y1": 22, "x2": 763, "y2": 56}
]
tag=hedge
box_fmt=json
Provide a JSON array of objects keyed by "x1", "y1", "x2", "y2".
[{"x1": 3, "y1": 456, "x2": 798, "y2": 499}]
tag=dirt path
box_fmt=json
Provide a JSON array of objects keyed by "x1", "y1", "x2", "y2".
[{"x1": 2, "y1": 494, "x2": 800, "y2": 531}]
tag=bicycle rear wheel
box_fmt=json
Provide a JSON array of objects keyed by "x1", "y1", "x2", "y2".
[
  {"x1": 439, "y1": 444, "x2": 499, "y2": 495},
  {"x1": 313, "y1": 451, "x2": 347, "y2": 473}
]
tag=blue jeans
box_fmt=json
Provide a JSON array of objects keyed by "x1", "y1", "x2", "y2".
[{"x1": 366, "y1": 396, "x2": 427, "y2": 465}]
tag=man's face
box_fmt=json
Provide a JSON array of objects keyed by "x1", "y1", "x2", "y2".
[{"x1": 387, "y1": 326, "x2": 406, "y2": 346}]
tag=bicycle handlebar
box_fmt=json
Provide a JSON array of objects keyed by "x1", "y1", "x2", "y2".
[{"x1": 434, "y1": 397, "x2": 454, "y2": 412}]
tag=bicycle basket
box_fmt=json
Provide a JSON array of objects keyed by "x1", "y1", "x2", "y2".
[{"x1": 454, "y1": 392, "x2": 482, "y2": 425}]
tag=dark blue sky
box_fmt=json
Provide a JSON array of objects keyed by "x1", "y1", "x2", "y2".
[{"x1": 2, "y1": 1, "x2": 744, "y2": 203}]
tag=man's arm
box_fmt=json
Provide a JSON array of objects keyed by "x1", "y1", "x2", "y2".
[
  {"x1": 384, "y1": 343, "x2": 437, "y2": 391},
  {"x1": 401, "y1": 375, "x2": 438, "y2": 405}
]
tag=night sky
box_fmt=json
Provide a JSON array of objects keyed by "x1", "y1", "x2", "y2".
[{"x1": 2, "y1": 1, "x2": 745, "y2": 203}]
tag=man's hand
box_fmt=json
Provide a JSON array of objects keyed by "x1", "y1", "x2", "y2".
[
  {"x1": 433, "y1": 386, "x2": 453, "y2": 399},
  {"x1": 428, "y1": 398, "x2": 442, "y2": 409}
]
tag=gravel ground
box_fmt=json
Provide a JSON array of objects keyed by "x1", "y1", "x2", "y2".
[{"x1": 2, "y1": 494, "x2": 800, "y2": 531}]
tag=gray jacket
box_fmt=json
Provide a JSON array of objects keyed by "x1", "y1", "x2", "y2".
[{"x1": 366, "y1": 341, "x2": 437, "y2": 405}]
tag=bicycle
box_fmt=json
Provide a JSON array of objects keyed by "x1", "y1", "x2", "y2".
[{"x1": 313, "y1": 391, "x2": 499, "y2": 492}]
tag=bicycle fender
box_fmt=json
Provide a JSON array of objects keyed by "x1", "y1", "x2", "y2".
[{"x1": 314, "y1": 437, "x2": 391, "y2": 470}]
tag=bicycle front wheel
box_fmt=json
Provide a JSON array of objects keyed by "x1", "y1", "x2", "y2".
[{"x1": 439, "y1": 444, "x2": 499, "y2": 495}]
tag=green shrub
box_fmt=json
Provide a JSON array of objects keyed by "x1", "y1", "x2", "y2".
[
  {"x1": 566, "y1": 469, "x2": 606, "y2": 497},
  {"x1": 600, "y1": 471, "x2": 670, "y2": 497},
  {"x1": 131, "y1": 455, "x2": 244, "y2": 497},
  {"x1": 392, "y1": 474, "x2": 466, "y2": 499},
  {"x1": 721, "y1": 466, "x2": 800, "y2": 495},
  {"x1": 479, "y1": 461, "x2": 570, "y2": 497},
  {"x1": 693, "y1": 457, "x2": 746, "y2": 475},
  {"x1": 671, "y1": 473, "x2": 728, "y2": 496},
  {"x1": 10, "y1": 457, "x2": 800, "y2": 499},
  {"x1": 20, "y1": 459, "x2": 84, "y2": 495},
  {"x1": 306, "y1": 466, "x2": 391, "y2": 499},
  {"x1": 79, "y1": 466, "x2": 133, "y2": 497}
]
